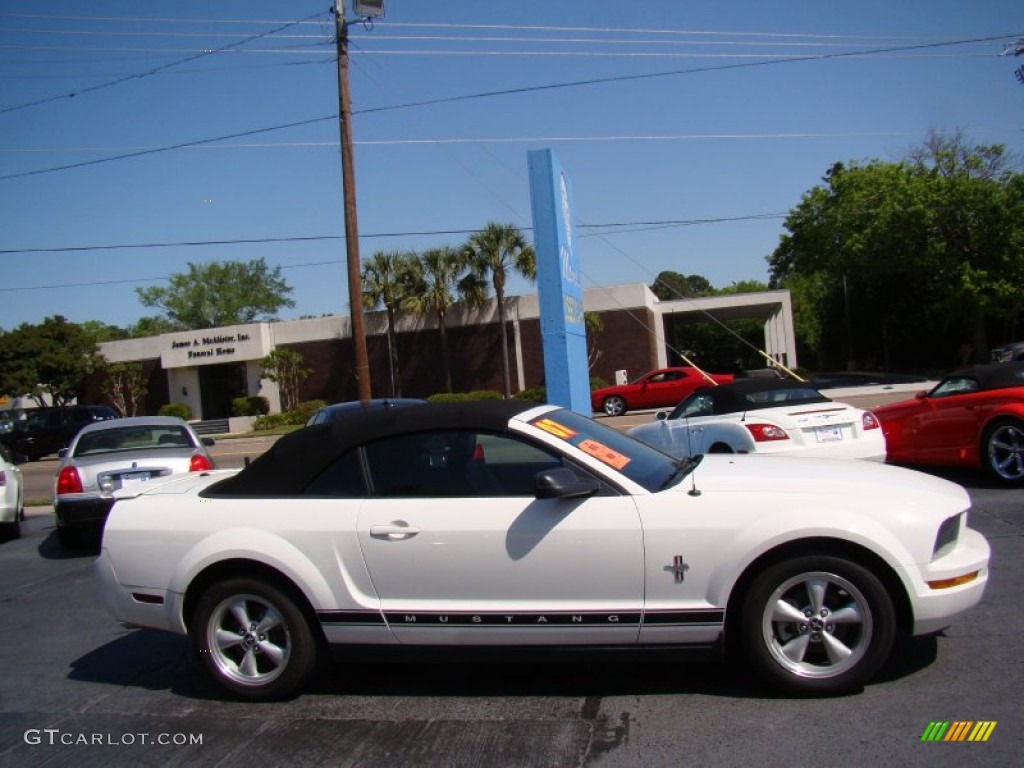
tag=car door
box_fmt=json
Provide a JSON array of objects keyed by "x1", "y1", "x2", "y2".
[
  {"x1": 635, "y1": 371, "x2": 683, "y2": 408},
  {"x1": 911, "y1": 377, "x2": 986, "y2": 462},
  {"x1": 355, "y1": 428, "x2": 645, "y2": 645}
]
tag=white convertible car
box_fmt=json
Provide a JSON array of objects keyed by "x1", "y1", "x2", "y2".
[
  {"x1": 628, "y1": 379, "x2": 886, "y2": 460},
  {"x1": 96, "y1": 401, "x2": 989, "y2": 701}
]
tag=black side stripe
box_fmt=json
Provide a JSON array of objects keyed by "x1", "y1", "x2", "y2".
[
  {"x1": 318, "y1": 611, "x2": 386, "y2": 625},
  {"x1": 317, "y1": 610, "x2": 724, "y2": 627},
  {"x1": 643, "y1": 610, "x2": 725, "y2": 625}
]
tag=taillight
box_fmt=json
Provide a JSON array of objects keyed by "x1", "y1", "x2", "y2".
[
  {"x1": 862, "y1": 412, "x2": 880, "y2": 430},
  {"x1": 56, "y1": 466, "x2": 83, "y2": 494},
  {"x1": 189, "y1": 453, "x2": 213, "y2": 472},
  {"x1": 745, "y1": 423, "x2": 790, "y2": 442}
]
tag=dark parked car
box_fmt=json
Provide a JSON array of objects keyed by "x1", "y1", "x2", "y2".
[
  {"x1": 991, "y1": 340, "x2": 1024, "y2": 363},
  {"x1": 0, "y1": 405, "x2": 119, "y2": 461},
  {"x1": 305, "y1": 398, "x2": 427, "y2": 426}
]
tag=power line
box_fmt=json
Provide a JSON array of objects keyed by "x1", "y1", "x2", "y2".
[
  {"x1": 0, "y1": 11, "x2": 327, "y2": 115},
  {"x1": 1, "y1": 31, "x2": 1018, "y2": 182},
  {"x1": 0, "y1": 213, "x2": 784, "y2": 260}
]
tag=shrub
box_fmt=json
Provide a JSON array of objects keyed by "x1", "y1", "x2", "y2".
[
  {"x1": 253, "y1": 413, "x2": 289, "y2": 430},
  {"x1": 231, "y1": 396, "x2": 270, "y2": 417},
  {"x1": 427, "y1": 390, "x2": 503, "y2": 403},
  {"x1": 289, "y1": 400, "x2": 327, "y2": 425},
  {"x1": 589, "y1": 376, "x2": 609, "y2": 391},
  {"x1": 158, "y1": 403, "x2": 191, "y2": 420},
  {"x1": 467, "y1": 390, "x2": 502, "y2": 401},
  {"x1": 514, "y1": 387, "x2": 546, "y2": 403}
]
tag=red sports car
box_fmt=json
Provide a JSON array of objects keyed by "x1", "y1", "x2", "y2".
[
  {"x1": 874, "y1": 362, "x2": 1024, "y2": 483},
  {"x1": 590, "y1": 366, "x2": 734, "y2": 416}
]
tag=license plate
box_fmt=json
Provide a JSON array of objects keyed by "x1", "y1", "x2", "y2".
[
  {"x1": 120, "y1": 472, "x2": 151, "y2": 485},
  {"x1": 814, "y1": 425, "x2": 843, "y2": 443}
]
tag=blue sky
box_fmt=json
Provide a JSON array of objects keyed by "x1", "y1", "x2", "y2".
[{"x1": 2, "y1": 0, "x2": 1023, "y2": 331}]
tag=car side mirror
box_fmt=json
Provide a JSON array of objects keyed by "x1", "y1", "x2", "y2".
[
  {"x1": 915, "y1": 391, "x2": 928, "y2": 400},
  {"x1": 656, "y1": 411, "x2": 668, "y2": 421},
  {"x1": 57, "y1": 448, "x2": 68, "y2": 459},
  {"x1": 202, "y1": 437, "x2": 216, "y2": 446},
  {"x1": 534, "y1": 468, "x2": 600, "y2": 500}
]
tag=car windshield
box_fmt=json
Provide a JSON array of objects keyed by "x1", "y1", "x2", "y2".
[
  {"x1": 73, "y1": 426, "x2": 195, "y2": 456},
  {"x1": 526, "y1": 408, "x2": 685, "y2": 492}
]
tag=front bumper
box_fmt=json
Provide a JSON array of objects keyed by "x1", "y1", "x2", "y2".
[{"x1": 907, "y1": 527, "x2": 991, "y2": 636}]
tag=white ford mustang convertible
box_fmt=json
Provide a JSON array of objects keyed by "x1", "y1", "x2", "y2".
[{"x1": 95, "y1": 401, "x2": 989, "y2": 701}]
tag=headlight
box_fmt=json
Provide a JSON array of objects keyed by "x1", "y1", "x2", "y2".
[{"x1": 932, "y1": 511, "x2": 965, "y2": 560}]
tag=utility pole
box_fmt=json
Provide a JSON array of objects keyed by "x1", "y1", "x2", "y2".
[{"x1": 334, "y1": 0, "x2": 372, "y2": 402}]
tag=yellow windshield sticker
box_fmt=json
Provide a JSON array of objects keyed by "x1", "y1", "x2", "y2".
[
  {"x1": 532, "y1": 418, "x2": 578, "y2": 440},
  {"x1": 578, "y1": 439, "x2": 632, "y2": 470}
]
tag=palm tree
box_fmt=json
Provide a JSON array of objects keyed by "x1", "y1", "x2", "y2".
[
  {"x1": 361, "y1": 250, "x2": 416, "y2": 397},
  {"x1": 463, "y1": 222, "x2": 536, "y2": 397},
  {"x1": 403, "y1": 247, "x2": 465, "y2": 393}
]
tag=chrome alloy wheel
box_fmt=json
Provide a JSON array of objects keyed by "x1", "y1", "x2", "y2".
[
  {"x1": 986, "y1": 420, "x2": 1024, "y2": 482},
  {"x1": 603, "y1": 396, "x2": 627, "y2": 417},
  {"x1": 761, "y1": 571, "x2": 872, "y2": 680},
  {"x1": 205, "y1": 593, "x2": 292, "y2": 688}
]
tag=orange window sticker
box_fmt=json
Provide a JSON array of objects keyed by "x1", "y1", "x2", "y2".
[
  {"x1": 578, "y1": 439, "x2": 632, "y2": 470},
  {"x1": 532, "y1": 418, "x2": 578, "y2": 440}
]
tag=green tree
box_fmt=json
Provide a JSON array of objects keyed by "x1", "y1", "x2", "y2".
[
  {"x1": 259, "y1": 348, "x2": 311, "y2": 413},
  {"x1": 403, "y1": 246, "x2": 466, "y2": 393},
  {"x1": 650, "y1": 271, "x2": 714, "y2": 301},
  {"x1": 136, "y1": 258, "x2": 295, "y2": 330},
  {"x1": 768, "y1": 132, "x2": 1024, "y2": 370},
  {"x1": 127, "y1": 315, "x2": 184, "y2": 338},
  {"x1": 462, "y1": 222, "x2": 536, "y2": 397},
  {"x1": 101, "y1": 361, "x2": 148, "y2": 416},
  {"x1": 0, "y1": 316, "x2": 104, "y2": 406},
  {"x1": 361, "y1": 250, "x2": 417, "y2": 397}
]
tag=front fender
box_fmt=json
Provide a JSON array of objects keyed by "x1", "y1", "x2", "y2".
[{"x1": 701, "y1": 507, "x2": 919, "y2": 609}]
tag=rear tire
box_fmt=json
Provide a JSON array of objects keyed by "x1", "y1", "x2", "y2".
[
  {"x1": 982, "y1": 418, "x2": 1024, "y2": 484},
  {"x1": 602, "y1": 396, "x2": 627, "y2": 417},
  {"x1": 0, "y1": 521, "x2": 19, "y2": 542},
  {"x1": 192, "y1": 577, "x2": 319, "y2": 702},
  {"x1": 737, "y1": 556, "x2": 895, "y2": 696}
]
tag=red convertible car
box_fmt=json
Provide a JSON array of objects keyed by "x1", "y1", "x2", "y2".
[
  {"x1": 591, "y1": 367, "x2": 734, "y2": 416},
  {"x1": 874, "y1": 362, "x2": 1024, "y2": 483}
]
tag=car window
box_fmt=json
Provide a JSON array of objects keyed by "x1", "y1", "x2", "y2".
[
  {"x1": 305, "y1": 450, "x2": 365, "y2": 496},
  {"x1": 669, "y1": 392, "x2": 714, "y2": 419},
  {"x1": 529, "y1": 409, "x2": 683, "y2": 492},
  {"x1": 73, "y1": 425, "x2": 195, "y2": 456},
  {"x1": 931, "y1": 377, "x2": 981, "y2": 398},
  {"x1": 362, "y1": 429, "x2": 563, "y2": 498}
]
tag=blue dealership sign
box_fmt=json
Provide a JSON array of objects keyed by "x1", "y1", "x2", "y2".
[{"x1": 528, "y1": 149, "x2": 590, "y2": 414}]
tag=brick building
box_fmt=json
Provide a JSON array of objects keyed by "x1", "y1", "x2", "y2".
[{"x1": 93, "y1": 283, "x2": 795, "y2": 420}]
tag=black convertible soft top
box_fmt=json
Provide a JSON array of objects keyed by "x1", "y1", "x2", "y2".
[
  {"x1": 942, "y1": 361, "x2": 1024, "y2": 392},
  {"x1": 206, "y1": 400, "x2": 539, "y2": 496},
  {"x1": 680, "y1": 378, "x2": 831, "y2": 416}
]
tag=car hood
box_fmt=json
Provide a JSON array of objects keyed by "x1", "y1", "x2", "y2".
[{"x1": 680, "y1": 454, "x2": 968, "y2": 513}]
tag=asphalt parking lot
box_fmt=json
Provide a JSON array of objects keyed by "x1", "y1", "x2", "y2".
[{"x1": 0, "y1": 462, "x2": 1020, "y2": 767}]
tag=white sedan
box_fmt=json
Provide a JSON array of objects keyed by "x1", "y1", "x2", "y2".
[
  {"x1": 0, "y1": 441, "x2": 25, "y2": 541},
  {"x1": 95, "y1": 401, "x2": 988, "y2": 701},
  {"x1": 628, "y1": 379, "x2": 886, "y2": 460}
]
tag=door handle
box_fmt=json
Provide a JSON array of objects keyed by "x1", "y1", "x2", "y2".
[{"x1": 369, "y1": 523, "x2": 420, "y2": 540}]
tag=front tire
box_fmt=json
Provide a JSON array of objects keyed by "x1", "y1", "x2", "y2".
[
  {"x1": 737, "y1": 556, "x2": 895, "y2": 696},
  {"x1": 982, "y1": 418, "x2": 1024, "y2": 484},
  {"x1": 192, "y1": 577, "x2": 319, "y2": 702},
  {"x1": 602, "y1": 396, "x2": 627, "y2": 417}
]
